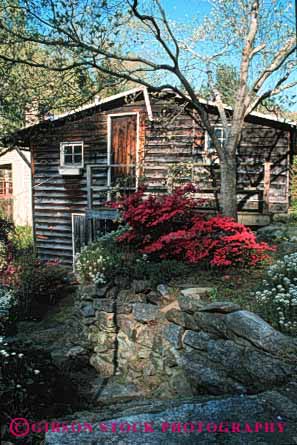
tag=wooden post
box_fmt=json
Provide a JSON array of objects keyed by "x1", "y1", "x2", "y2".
[{"x1": 263, "y1": 161, "x2": 271, "y2": 214}]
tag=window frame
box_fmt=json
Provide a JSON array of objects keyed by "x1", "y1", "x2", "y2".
[
  {"x1": 107, "y1": 112, "x2": 140, "y2": 190},
  {"x1": 204, "y1": 126, "x2": 227, "y2": 153},
  {"x1": 60, "y1": 141, "x2": 84, "y2": 169}
]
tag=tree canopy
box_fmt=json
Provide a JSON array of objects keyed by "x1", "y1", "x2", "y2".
[{"x1": 0, "y1": 0, "x2": 296, "y2": 217}]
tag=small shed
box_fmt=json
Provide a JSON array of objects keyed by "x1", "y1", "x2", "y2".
[
  {"x1": 0, "y1": 148, "x2": 32, "y2": 225},
  {"x1": 5, "y1": 87, "x2": 297, "y2": 265}
]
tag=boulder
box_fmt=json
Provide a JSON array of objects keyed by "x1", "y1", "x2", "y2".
[
  {"x1": 80, "y1": 303, "x2": 95, "y2": 317},
  {"x1": 180, "y1": 287, "x2": 214, "y2": 298},
  {"x1": 89, "y1": 352, "x2": 114, "y2": 377},
  {"x1": 181, "y1": 351, "x2": 247, "y2": 395},
  {"x1": 45, "y1": 391, "x2": 297, "y2": 445},
  {"x1": 156, "y1": 284, "x2": 176, "y2": 304},
  {"x1": 163, "y1": 323, "x2": 184, "y2": 349},
  {"x1": 183, "y1": 330, "x2": 214, "y2": 351},
  {"x1": 131, "y1": 280, "x2": 152, "y2": 294},
  {"x1": 177, "y1": 293, "x2": 204, "y2": 313},
  {"x1": 194, "y1": 312, "x2": 227, "y2": 337},
  {"x1": 224, "y1": 310, "x2": 297, "y2": 358},
  {"x1": 132, "y1": 303, "x2": 159, "y2": 323},
  {"x1": 95, "y1": 311, "x2": 116, "y2": 332},
  {"x1": 166, "y1": 309, "x2": 197, "y2": 331},
  {"x1": 198, "y1": 301, "x2": 241, "y2": 314}
]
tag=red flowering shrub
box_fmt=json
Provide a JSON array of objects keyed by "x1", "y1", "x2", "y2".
[{"x1": 113, "y1": 184, "x2": 274, "y2": 268}]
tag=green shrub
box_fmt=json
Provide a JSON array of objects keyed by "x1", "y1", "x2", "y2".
[
  {"x1": 13, "y1": 256, "x2": 74, "y2": 318},
  {"x1": 76, "y1": 228, "x2": 127, "y2": 285},
  {"x1": 9, "y1": 225, "x2": 33, "y2": 254},
  {"x1": 76, "y1": 228, "x2": 194, "y2": 286},
  {"x1": 0, "y1": 286, "x2": 17, "y2": 336},
  {"x1": 0, "y1": 340, "x2": 80, "y2": 440},
  {"x1": 254, "y1": 252, "x2": 297, "y2": 334}
]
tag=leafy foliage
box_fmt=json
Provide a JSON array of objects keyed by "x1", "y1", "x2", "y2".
[
  {"x1": 114, "y1": 185, "x2": 274, "y2": 268},
  {"x1": 9, "y1": 257, "x2": 74, "y2": 318},
  {"x1": 9, "y1": 225, "x2": 33, "y2": 255},
  {"x1": 0, "y1": 339, "x2": 80, "y2": 441},
  {"x1": 0, "y1": 285, "x2": 17, "y2": 336}
]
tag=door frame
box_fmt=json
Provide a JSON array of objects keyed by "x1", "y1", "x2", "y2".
[{"x1": 107, "y1": 112, "x2": 140, "y2": 190}]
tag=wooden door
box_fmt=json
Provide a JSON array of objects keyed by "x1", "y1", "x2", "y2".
[{"x1": 110, "y1": 115, "x2": 137, "y2": 188}]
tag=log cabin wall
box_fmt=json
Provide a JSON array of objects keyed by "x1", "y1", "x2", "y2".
[{"x1": 28, "y1": 94, "x2": 293, "y2": 265}]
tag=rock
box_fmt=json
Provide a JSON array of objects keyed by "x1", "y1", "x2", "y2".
[
  {"x1": 257, "y1": 224, "x2": 286, "y2": 241},
  {"x1": 273, "y1": 213, "x2": 291, "y2": 223},
  {"x1": 166, "y1": 309, "x2": 197, "y2": 330},
  {"x1": 169, "y1": 369, "x2": 194, "y2": 396},
  {"x1": 183, "y1": 330, "x2": 214, "y2": 351},
  {"x1": 132, "y1": 303, "x2": 159, "y2": 323},
  {"x1": 95, "y1": 311, "x2": 115, "y2": 332},
  {"x1": 44, "y1": 391, "x2": 297, "y2": 445},
  {"x1": 80, "y1": 303, "x2": 95, "y2": 317},
  {"x1": 156, "y1": 284, "x2": 175, "y2": 304},
  {"x1": 79, "y1": 284, "x2": 97, "y2": 298},
  {"x1": 96, "y1": 284, "x2": 110, "y2": 298},
  {"x1": 96, "y1": 380, "x2": 143, "y2": 403},
  {"x1": 135, "y1": 324, "x2": 159, "y2": 348},
  {"x1": 224, "y1": 310, "x2": 297, "y2": 357},
  {"x1": 181, "y1": 351, "x2": 247, "y2": 395},
  {"x1": 89, "y1": 352, "x2": 114, "y2": 377},
  {"x1": 286, "y1": 226, "x2": 297, "y2": 239},
  {"x1": 163, "y1": 323, "x2": 184, "y2": 349},
  {"x1": 66, "y1": 346, "x2": 86, "y2": 358},
  {"x1": 180, "y1": 287, "x2": 214, "y2": 298},
  {"x1": 105, "y1": 286, "x2": 118, "y2": 299},
  {"x1": 131, "y1": 280, "x2": 152, "y2": 294},
  {"x1": 117, "y1": 314, "x2": 138, "y2": 338},
  {"x1": 117, "y1": 290, "x2": 147, "y2": 305},
  {"x1": 157, "y1": 284, "x2": 171, "y2": 297},
  {"x1": 147, "y1": 291, "x2": 162, "y2": 305},
  {"x1": 93, "y1": 299, "x2": 115, "y2": 313},
  {"x1": 177, "y1": 293, "x2": 204, "y2": 313},
  {"x1": 198, "y1": 301, "x2": 241, "y2": 314},
  {"x1": 90, "y1": 331, "x2": 116, "y2": 352},
  {"x1": 194, "y1": 312, "x2": 227, "y2": 337}
]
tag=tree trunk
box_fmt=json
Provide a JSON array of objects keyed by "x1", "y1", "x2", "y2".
[{"x1": 220, "y1": 155, "x2": 237, "y2": 219}]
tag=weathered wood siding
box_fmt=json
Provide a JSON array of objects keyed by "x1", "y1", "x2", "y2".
[
  {"x1": 143, "y1": 97, "x2": 290, "y2": 213},
  {"x1": 30, "y1": 99, "x2": 147, "y2": 265},
  {"x1": 28, "y1": 94, "x2": 292, "y2": 265}
]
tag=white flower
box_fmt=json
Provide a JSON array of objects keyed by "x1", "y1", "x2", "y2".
[{"x1": 34, "y1": 369, "x2": 40, "y2": 375}]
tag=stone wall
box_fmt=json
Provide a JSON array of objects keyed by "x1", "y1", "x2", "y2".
[{"x1": 78, "y1": 281, "x2": 297, "y2": 402}]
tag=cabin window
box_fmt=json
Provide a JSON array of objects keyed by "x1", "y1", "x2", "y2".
[
  {"x1": 206, "y1": 126, "x2": 226, "y2": 152},
  {"x1": 60, "y1": 142, "x2": 84, "y2": 168}
]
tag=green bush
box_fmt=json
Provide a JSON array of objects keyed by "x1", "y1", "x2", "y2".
[
  {"x1": 0, "y1": 340, "x2": 80, "y2": 441},
  {"x1": 14, "y1": 256, "x2": 74, "y2": 318},
  {"x1": 254, "y1": 252, "x2": 297, "y2": 334},
  {"x1": 9, "y1": 225, "x2": 33, "y2": 254},
  {"x1": 75, "y1": 228, "x2": 127, "y2": 285},
  {"x1": 76, "y1": 228, "x2": 193, "y2": 286},
  {"x1": 0, "y1": 286, "x2": 17, "y2": 336}
]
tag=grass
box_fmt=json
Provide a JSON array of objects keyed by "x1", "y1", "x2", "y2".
[{"x1": 170, "y1": 264, "x2": 266, "y2": 311}]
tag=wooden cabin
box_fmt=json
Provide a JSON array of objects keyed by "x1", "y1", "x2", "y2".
[{"x1": 6, "y1": 87, "x2": 297, "y2": 266}]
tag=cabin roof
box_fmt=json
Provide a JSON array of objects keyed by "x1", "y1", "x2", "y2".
[{"x1": 3, "y1": 85, "x2": 297, "y2": 147}]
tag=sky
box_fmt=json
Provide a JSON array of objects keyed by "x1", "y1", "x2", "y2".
[
  {"x1": 159, "y1": 0, "x2": 297, "y2": 112},
  {"x1": 161, "y1": 0, "x2": 211, "y2": 21}
]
